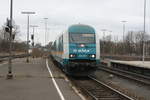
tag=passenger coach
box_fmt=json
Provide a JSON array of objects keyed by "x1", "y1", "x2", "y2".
[{"x1": 51, "y1": 24, "x2": 100, "y2": 76}]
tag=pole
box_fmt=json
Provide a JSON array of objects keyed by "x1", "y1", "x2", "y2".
[
  {"x1": 30, "y1": 25, "x2": 38, "y2": 47},
  {"x1": 143, "y1": 0, "x2": 146, "y2": 62},
  {"x1": 44, "y1": 18, "x2": 48, "y2": 46},
  {"x1": 121, "y1": 21, "x2": 127, "y2": 42},
  {"x1": 7, "y1": 0, "x2": 13, "y2": 79},
  {"x1": 123, "y1": 23, "x2": 125, "y2": 41},
  {"x1": 21, "y1": 12, "x2": 35, "y2": 63},
  {"x1": 32, "y1": 27, "x2": 35, "y2": 58},
  {"x1": 103, "y1": 31, "x2": 105, "y2": 54},
  {"x1": 101, "y1": 29, "x2": 107, "y2": 55},
  {"x1": 121, "y1": 21, "x2": 127, "y2": 55},
  {"x1": 26, "y1": 15, "x2": 29, "y2": 62},
  {"x1": 33, "y1": 27, "x2": 35, "y2": 47},
  {"x1": 30, "y1": 25, "x2": 38, "y2": 58},
  {"x1": 45, "y1": 20, "x2": 46, "y2": 46}
]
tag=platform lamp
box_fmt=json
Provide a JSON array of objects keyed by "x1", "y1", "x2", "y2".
[
  {"x1": 121, "y1": 21, "x2": 127, "y2": 42},
  {"x1": 121, "y1": 21, "x2": 127, "y2": 55},
  {"x1": 44, "y1": 18, "x2": 48, "y2": 46},
  {"x1": 21, "y1": 11, "x2": 35, "y2": 63}
]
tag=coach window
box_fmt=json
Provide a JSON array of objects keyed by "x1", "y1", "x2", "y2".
[
  {"x1": 62, "y1": 35, "x2": 63, "y2": 51},
  {"x1": 56, "y1": 40, "x2": 59, "y2": 51},
  {"x1": 59, "y1": 35, "x2": 63, "y2": 51},
  {"x1": 59, "y1": 37, "x2": 61, "y2": 51},
  {"x1": 54, "y1": 41, "x2": 56, "y2": 50}
]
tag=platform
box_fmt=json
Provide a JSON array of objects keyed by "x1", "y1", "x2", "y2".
[
  {"x1": 0, "y1": 58, "x2": 83, "y2": 100},
  {"x1": 110, "y1": 60, "x2": 150, "y2": 69},
  {"x1": 101, "y1": 60, "x2": 150, "y2": 77}
]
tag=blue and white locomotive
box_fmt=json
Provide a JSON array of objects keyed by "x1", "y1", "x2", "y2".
[{"x1": 51, "y1": 24, "x2": 100, "y2": 76}]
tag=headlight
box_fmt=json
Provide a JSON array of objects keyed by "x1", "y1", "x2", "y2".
[
  {"x1": 80, "y1": 44, "x2": 85, "y2": 47},
  {"x1": 69, "y1": 54, "x2": 76, "y2": 58},
  {"x1": 89, "y1": 54, "x2": 96, "y2": 58}
]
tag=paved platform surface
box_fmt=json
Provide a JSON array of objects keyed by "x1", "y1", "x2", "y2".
[
  {"x1": 111, "y1": 60, "x2": 150, "y2": 69},
  {"x1": 0, "y1": 58, "x2": 82, "y2": 100}
]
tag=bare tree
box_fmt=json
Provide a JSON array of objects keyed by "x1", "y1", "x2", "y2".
[
  {"x1": 101, "y1": 31, "x2": 150, "y2": 58},
  {"x1": 0, "y1": 22, "x2": 21, "y2": 53}
]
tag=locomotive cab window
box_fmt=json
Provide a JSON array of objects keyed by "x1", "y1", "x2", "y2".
[{"x1": 69, "y1": 33, "x2": 95, "y2": 43}]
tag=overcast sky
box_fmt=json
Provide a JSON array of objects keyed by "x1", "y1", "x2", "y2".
[{"x1": 0, "y1": 0, "x2": 150, "y2": 45}]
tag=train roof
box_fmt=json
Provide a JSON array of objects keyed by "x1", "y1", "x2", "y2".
[{"x1": 68, "y1": 24, "x2": 95, "y2": 34}]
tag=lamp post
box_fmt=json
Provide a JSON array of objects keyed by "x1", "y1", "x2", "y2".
[
  {"x1": 44, "y1": 18, "x2": 48, "y2": 46},
  {"x1": 121, "y1": 21, "x2": 127, "y2": 42},
  {"x1": 143, "y1": 0, "x2": 146, "y2": 62},
  {"x1": 121, "y1": 21, "x2": 127, "y2": 55},
  {"x1": 7, "y1": 0, "x2": 13, "y2": 79},
  {"x1": 21, "y1": 11, "x2": 35, "y2": 63}
]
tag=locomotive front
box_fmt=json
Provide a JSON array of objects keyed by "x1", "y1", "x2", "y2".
[{"x1": 65, "y1": 24, "x2": 100, "y2": 76}]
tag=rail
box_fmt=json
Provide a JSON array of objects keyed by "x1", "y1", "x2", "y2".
[
  {"x1": 99, "y1": 64, "x2": 150, "y2": 86},
  {"x1": 69, "y1": 76, "x2": 133, "y2": 100}
]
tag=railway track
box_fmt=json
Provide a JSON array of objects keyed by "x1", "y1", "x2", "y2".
[
  {"x1": 70, "y1": 76, "x2": 133, "y2": 100},
  {"x1": 98, "y1": 64, "x2": 150, "y2": 86}
]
